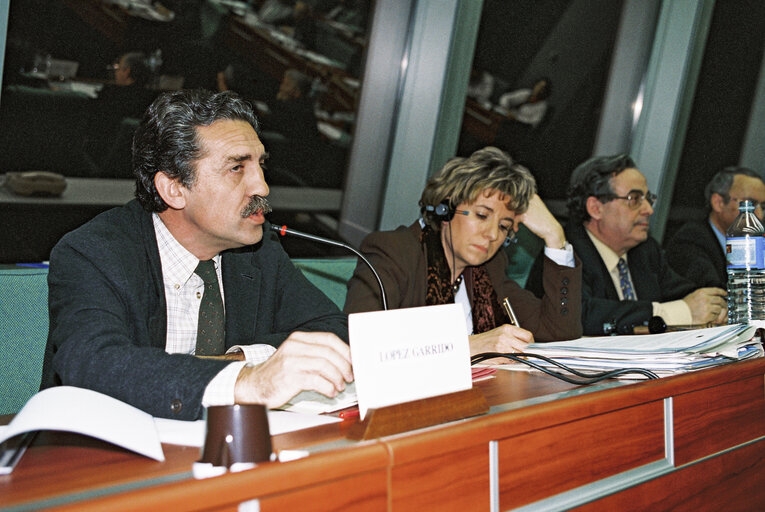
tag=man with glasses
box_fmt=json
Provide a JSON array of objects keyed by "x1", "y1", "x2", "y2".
[
  {"x1": 558, "y1": 154, "x2": 726, "y2": 335},
  {"x1": 666, "y1": 167, "x2": 765, "y2": 288}
]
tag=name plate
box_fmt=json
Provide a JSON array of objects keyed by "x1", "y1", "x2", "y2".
[{"x1": 349, "y1": 304, "x2": 472, "y2": 419}]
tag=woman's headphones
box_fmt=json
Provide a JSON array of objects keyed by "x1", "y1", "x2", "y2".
[
  {"x1": 424, "y1": 201, "x2": 455, "y2": 222},
  {"x1": 426, "y1": 200, "x2": 516, "y2": 247}
]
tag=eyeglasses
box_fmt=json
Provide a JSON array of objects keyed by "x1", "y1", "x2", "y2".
[
  {"x1": 598, "y1": 191, "x2": 657, "y2": 209},
  {"x1": 729, "y1": 197, "x2": 765, "y2": 211}
]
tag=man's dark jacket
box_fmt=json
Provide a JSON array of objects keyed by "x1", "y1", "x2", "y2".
[
  {"x1": 528, "y1": 223, "x2": 696, "y2": 335},
  {"x1": 41, "y1": 200, "x2": 347, "y2": 420},
  {"x1": 665, "y1": 219, "x2": 727, "y2": 289}
]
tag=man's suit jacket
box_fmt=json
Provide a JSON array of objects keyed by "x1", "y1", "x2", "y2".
[
  {"x1": 562, "y1": 223, "x2": 696, "y2": 335},
  {"x1": 665, "y1": 219, "x2": 727, "y2": 289},
  {"x1": 41, "y1": 200, "x2": 347, "y2": 420}
]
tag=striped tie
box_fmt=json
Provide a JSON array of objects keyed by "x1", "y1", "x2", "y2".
[{"x1": 194, "y1": 259, "x2": 225, "y2": 356}]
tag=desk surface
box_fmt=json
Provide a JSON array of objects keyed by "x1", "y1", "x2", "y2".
[{"x1": 2, "y1": 357, "x2": 764, "y2": 511}]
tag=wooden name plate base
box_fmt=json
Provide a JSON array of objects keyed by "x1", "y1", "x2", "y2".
[{"x1": 347, "y1": 387, "x2": 489, "y2": 440}]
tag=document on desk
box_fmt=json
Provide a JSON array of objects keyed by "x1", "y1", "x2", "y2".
[
  {"x1": 0, "y1": 387, "x2": 344, "y2": 472},
  {"x1": 0, "y1": 386, "x2": 164, "y2": 473},
  {"x1": 154, "y1": 411, "x2": 341, "y2": 448},
  {"x1": 280, "y1": 381, "x2": 358, "y2": 415},
  {"x1": 500, "y1": 324, "x2": 764, "y2": 378}
]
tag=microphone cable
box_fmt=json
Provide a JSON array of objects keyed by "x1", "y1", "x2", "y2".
[
  {"x1": 471, "y1": 352, "x2": 659, "y2": 384},
  {"x1": 271, "y1": 224, "x2": 388, "y2": 310}
]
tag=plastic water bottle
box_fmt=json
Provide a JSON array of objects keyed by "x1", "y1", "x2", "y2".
[{"x1": 726, "y1": 200, "x2": 765, "y2": 323}]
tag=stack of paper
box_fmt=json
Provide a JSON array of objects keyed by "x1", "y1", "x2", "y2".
[{"x1": 519, "y1": 324, "x2": 763, "y2": 379}]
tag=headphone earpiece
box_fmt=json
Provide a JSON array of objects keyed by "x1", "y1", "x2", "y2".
[{"x1": 425, "y1": 201, "x2": 455, "y2": 222}]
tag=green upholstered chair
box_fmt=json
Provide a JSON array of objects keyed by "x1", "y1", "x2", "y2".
[
  {"x1": 504, "y1": 225, "x2": 544, "y2": 288},
  {"x1": 0, "y1": 267, "x2": 49, "y2": 414},
  {"x1": 292, "y1": 257, "x2": 358, "y2": 310}
]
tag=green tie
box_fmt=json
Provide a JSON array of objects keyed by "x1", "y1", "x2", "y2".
[{"x1": 194, "y1": 259, "x2": 225, "y2": 356}]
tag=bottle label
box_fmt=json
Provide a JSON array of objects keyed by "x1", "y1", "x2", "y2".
[{"x1": 727, "y1": 236, "x2": 765, "y2": 269}]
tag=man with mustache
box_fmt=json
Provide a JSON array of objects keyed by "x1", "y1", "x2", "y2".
[
  {"x1": 552, "y1": 154, "x2": 727, "y2": 335},
  {"x1": 41, "y1": 90, "x2": 352, "y2": 420}
]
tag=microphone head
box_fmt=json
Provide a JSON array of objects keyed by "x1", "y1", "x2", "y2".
[{"x1": 648, "y1": 315, "x2": 667, "y2": 334}]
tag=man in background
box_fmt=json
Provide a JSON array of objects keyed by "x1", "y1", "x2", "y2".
[
  {"x1": 558, "y1": 154, "x2": 727, "y2": 335},
  {"x1": 666, "y1": 167, "x2": 765, "y2": 288}
]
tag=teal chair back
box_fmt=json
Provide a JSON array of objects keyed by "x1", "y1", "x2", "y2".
[
  {"x1": 505, "y1": 225, "x2": 544, "y2": 287},
  {"x1": 0, "y1": 268, "x2": 49, "y2": 415},
  {"x1": 292, "y1": 257, "x2": 357, "y2": 309}
]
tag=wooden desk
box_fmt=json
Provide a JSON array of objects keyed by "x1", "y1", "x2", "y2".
[
  {"x1": 62, "y1": 0, "x2": 130, "y2": 47},
  {"x1": 2, "y1": 358, "x2": 763, "y2": 511},
  {"x1": 461, "y1": 97, "x2": 510, "y2": 146},
  {"x1": 223, "y1": 15, "x2": 358, "y2": 112}
]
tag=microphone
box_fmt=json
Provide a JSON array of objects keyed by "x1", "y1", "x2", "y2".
[{"x1": 270, "y1": 224, "x2": 388, "y2": 310}]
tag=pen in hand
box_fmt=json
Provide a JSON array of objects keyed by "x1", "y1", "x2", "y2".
[{"x1": 502, "y1": 297, "x2": 520, "y2": 328}]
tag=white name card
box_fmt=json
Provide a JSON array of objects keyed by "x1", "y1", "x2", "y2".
[{"x1": 349, "y1": 304, "x2": 472, "y2": 420}]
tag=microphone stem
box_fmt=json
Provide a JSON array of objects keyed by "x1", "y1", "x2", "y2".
[{"x1": 271, "y1": 225, "x2": 388, "y2": 310}]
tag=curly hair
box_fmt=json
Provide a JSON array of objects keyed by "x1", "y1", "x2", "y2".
[
  {"x1": 419, "y1": 146, "x2": 536, "y2": 230},
  {"x1": 566, "y1": 154, "x2": 636, "y2": 224},
  {"x1": 132, "y1": 89, "x2": 259, "y2": 212}
]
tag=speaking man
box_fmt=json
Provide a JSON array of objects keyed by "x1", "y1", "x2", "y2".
[{"x1": 42, "y1": 90, "x2": 352, "y2": 420}]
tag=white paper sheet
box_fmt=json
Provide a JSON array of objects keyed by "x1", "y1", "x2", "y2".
[
  {"x1": 0, "y1": 387, "x2": 164, "y2": 461},
  {"x1": 281, "y1": 381, "x2": 357, "y2": 414},
  {"x1": 154, "y1": 410, "x2": 342, "y2": 447}
]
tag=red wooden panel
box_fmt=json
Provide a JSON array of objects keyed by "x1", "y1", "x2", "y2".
[
  {"x1": 260, "y1": 470, "x2": 387, "y2": 511},
  {"x1": 674, "y1": 374, "x2": 765, "y2": 465},
  {"x1": 574, "y1": 438, "x2": 765, "y2": 511},
  {"x1": 46, "y1": 443, "x2": 389, "y2": 512},
  {"x1": 390, "y1": 444, "x2": 489, "y2": 511},
  {"x1": 499, "y1": 400, "x2": 665, "y2": 510}
]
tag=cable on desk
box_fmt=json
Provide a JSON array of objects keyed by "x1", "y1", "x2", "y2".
[{"x1": 471, "y1": 352, "x2": 660, "y2": 384}]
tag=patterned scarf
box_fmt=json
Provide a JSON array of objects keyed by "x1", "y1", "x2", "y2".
[{"x1": 421, "y1": 225, "x2": 507, "y2": 333}]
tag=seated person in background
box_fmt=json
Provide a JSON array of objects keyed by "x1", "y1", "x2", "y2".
[
  {"x1": 85, "y1": 52, "x2": 158, "y2": 167},
  {"x1": 497, "y1": 77, "x2": 550, "y2": 128},
  {"x1": 99, "y1": 52, "x2": 156, "y2": 114},
  {"x1": 278, "y1": 1, "x2": 317, "y2": 50},
  {"x1": 665, "y1": 167, "x2": 765, "y2": 289},
  {"x1": 258, "y1": 69, "x2": 324, "y2": 185},
  {"x1": 265, "y1": 69, "x2": 318, "y2": 142},
  {"x1": 550, "y1": 154, "x2": 726, "y2": 335},
  {"x1": 466, "y1": 68, "x2": 495, "y2": 105},
  {"x1": 344, "y1": 146, "x2": 582, "y2": 356},
  {"x1": 42, "y1": 89, "x2": 352, "y2": 420}
]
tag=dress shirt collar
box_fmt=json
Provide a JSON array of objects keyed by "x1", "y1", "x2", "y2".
[
  {"x1": 152, "y1": 213, "x2": 221, "y2": 288},
  {"x1": 585, "y1": 227, "x2": 626, "y2": 273},
  {"x1": 708, "y1": 218, "x2": 726, "y2": 253}
]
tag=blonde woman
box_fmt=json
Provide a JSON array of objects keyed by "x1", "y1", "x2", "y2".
[{"x1": 344, "y1": 146, "x2": 582, "y2": 355}]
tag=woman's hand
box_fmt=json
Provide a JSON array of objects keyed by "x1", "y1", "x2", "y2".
[
  {"x1": 469, "y1": 324, "x2": 534, "y2": 357},
  {"x1": 515, "y1": 194, "x2": 566, "y2": 249}
]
